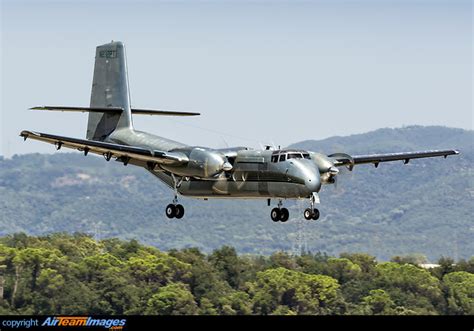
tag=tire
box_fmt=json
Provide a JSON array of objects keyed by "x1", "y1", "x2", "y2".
[
  {"x1": 304, "y1": 208, "x2": 313, "y2": 220},
  {"x1": 280, "y1": 208, "x2": 289, "y2": 222},
  {"x1": 271, "y1": 208, "x2": 281, "y2": 222},
  {"x1": 312, "y1": 208, "x2": 320, "y2": 220},
  {"x1": 175, "y1": 204, "x2": 185, "y2": 219},
  {"x1": 165, "y1": 204, "x2": 176, "y2": 218}
]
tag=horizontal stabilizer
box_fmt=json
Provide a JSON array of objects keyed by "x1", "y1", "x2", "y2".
[{"x1": 30, "y1": 106, "x2": 200, "y2": 116}]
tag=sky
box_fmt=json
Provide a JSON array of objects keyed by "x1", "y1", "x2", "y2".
[{"x1": 1, "y1": 0, "x2": 472, "y2": 157}]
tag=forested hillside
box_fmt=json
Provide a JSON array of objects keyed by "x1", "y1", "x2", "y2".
[
  {"x1": 0, "y1": 233, "x2": 472, "y2": 315},
  {"x1": 0, "y1": 125, "x2": 472, "y2": 260}
]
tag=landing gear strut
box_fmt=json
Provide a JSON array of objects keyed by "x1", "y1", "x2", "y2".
[
  {"x1": 165, "y1": 174, "x2": 185, "y2": 219},
  {"x1": 270, "y1": 200, "x2": 289, "y2": 223},
  {"x1": 303, "y1": 193, "x2": 320, "y2": 221}
]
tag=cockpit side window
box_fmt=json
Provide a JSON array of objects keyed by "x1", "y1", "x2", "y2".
[
  {"x1": 279, "y1": 154, "x2": 286, "y2": 162},
  {"x1": 271, "y1": 155, "x2": 279, "y2": 163},
  {"x1": 302, "y1": 153, "x2": 311, "y2": 159}
]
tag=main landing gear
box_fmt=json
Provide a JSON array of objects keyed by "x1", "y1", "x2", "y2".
[
  {"x1": 304, "y1": 193, "x2": 320, "y2": 221},
  {"x1": 166, "y1": 174, "x2": 185, "y2": 219},
  {"x1": 166, "y1": 201, "x2": 185, "y2": 219},
  {"x1": 271, "y1": 200, "x2": 290, "y2": 223}
]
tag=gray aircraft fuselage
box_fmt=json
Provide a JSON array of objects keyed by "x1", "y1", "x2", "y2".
[{"x1": 107, "y1": 127, "x2": 321, "y2": 200}]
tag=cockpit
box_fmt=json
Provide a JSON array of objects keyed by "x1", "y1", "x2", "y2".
[{"x1": 271, "y1": 150, "x2": 311, "y2": 163}]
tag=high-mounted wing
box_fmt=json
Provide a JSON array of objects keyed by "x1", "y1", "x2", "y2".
[
  {"x1": 330, "y1": 149, "x2": 459, "y2": 169},
  {"x1": 19, "y1": 130, "x2": 188, "y2": 166},
  {"x1": 30, "y1": 106, "x2": 200, "y2": 116}
]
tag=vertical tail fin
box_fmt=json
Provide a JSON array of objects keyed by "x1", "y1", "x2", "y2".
[{"x1": 87, "y1": 41, "x2": 133, "y2": 140}]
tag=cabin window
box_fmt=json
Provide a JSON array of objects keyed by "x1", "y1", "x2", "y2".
[{"x1": 279, "y1": 154, "x2": 286, "y2": 162}]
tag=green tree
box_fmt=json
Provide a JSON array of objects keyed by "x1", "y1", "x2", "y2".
[
  {"x1": 443, "y1": 271, "x2": 474, "y2": 315},
  {"x1": 169, "y1": 248, "x2": 233, "y2": 311},
  {"x1": 375, "y1": 262, "x2": 443, "y2": 314},
  {"x1": 340, "y1": 253, "x2": 377, "y2": 276},
  {"x1": 326, "y1": 258, "x2": 362, "y2": 284},
  {"x1": 248, "y1": 267, "x2": 340, "y2": 315},
  {"x1": 363, "y1": 289, "x2": 394, "y2": 315},
  {"x1": 208, "y1": 246, "x2": 244, "y2": 289},
  {"x1": 145, "y1": 283, "x2": 198, "y2": 315}
]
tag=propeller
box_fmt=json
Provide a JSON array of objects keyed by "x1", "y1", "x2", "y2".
[{"x1": 326, "y1": 153, "x2": 354, "y2": 193}]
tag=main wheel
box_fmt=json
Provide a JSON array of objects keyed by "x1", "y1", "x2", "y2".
[
  {"x1": 280, "y1": 208, "x2": 289, "y2": 222},
  {"x1": 304, "y1": 208, "x2": 313, "y2": 220},
  {"x1": 271, "y1": 208, "x2": 281, "y2": 222},
  {"x1": 312, "y1": 208, "x2": 320, "y2": 220},
  {"x1": 175, "y1": 204, "x2": 185, "y2": 219},
  {"x1": 165, "y1": 204, "x2": 176, "y2": 218}
]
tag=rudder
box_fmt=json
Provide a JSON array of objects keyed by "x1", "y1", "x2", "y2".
[{"x1": 87, "y1": 41, "x2": 133, "y2": 140}]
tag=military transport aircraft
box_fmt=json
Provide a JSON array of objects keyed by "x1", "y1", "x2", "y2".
[{"x1": 20, "y1": 41, "x2": 460, "y2": 222}]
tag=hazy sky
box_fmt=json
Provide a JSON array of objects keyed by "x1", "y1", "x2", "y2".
[{"x1": 1, "y1": 0, "x2": 472, "y2": 157}]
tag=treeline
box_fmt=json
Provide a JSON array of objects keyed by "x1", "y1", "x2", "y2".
[{"x1": 0, "y1": 233, "x2": 472, "y2": 315}]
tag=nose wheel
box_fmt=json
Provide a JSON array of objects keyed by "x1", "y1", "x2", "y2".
[
  {"x1": 304, "y1": 208, "x2": 320, "y2": 221},
  {"x1": 304, "y1": 193, "x2": 320, "y2": 220}
]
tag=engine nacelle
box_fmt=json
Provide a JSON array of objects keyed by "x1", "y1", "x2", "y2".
[
  {"x1": 309, "y1": 152, "x2": 340, "y2": 184},
  {"x1": 161, "y1": 147, "x2": 232, "y2": 178}
]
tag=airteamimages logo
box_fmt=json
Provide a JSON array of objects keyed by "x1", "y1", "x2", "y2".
[{"x1": 41, "y1": 317, "x2": 126, "y2": 329}]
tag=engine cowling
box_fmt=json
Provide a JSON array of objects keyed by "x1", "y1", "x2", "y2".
[
  {"x1": 309, "y1": 152, "x2": 341, "y2": 184},
  {"x1": 161, "y1": 147, "x2": 232, "y2": 178}
]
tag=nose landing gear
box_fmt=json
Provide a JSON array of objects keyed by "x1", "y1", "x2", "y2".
[
  {"x1": 304, "y1": 208, "x2": 319, "y2": 221},
  {"x1": 303, "y1": 193, "x2": 320, "y2": 221}
]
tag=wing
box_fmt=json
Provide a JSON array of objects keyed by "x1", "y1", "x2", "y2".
[
  {"x1": 19, "y1": 130, "x2": 188, "y2": 166},
  {"x1": 330, "y1": 149, "x2": 459, "y2": 169}
]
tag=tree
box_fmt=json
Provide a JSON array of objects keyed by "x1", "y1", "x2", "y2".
[
  {"x1": 443, "y1": 271, "x2": 474, "y2": 315},
  {"x1": 208, "y1": 246, "x2": 244, "y2": 289},
  {"x1": 363, "y1": 289, "x2": 394, "y2": 315},
  {"x1": 326, "y1": 258, "x2": 362, "y2": 284},
  {"x1": 248, "y1": 267, "x2": 340, "y2": 315},
  {"x1": 391, "y1": 254, "x2": 428, "y2": 266},
  {"x1": 375, "y1": 262, "x2": 443, "y2": 314},
  {"x1": 340, "y1": 253, "x2": 377, "y2": 276},
  {"x1": 168, "y1": 248, "x2": 233, "y2": 311},
  {"x1": 268, "y1": 252, "x2": 299, "y2": 270},
  {"x1": 145, "y1": 283, "x2": 198, "y2": 315}
]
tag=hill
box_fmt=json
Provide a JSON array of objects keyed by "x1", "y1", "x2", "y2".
[{"x1": 0, "y1": 125, "x2": 472, "y2": 261}]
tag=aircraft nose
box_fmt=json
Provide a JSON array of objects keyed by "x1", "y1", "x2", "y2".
[{"x1": 305, "y1": 172, "x2": 321, "y2": 193}]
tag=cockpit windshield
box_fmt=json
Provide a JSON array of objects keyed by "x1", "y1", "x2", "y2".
[
  {"x1": 271, "y1": 150, "x2": 311, "y2": 163},
  {"x1": 287, "y1": 153, "x2": 302, "y2": 159}
]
